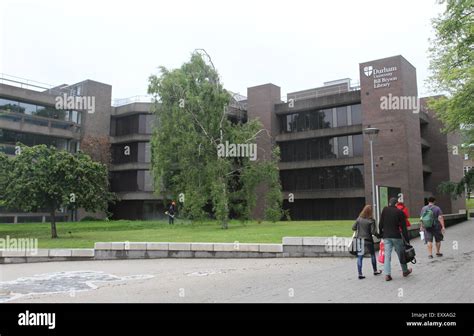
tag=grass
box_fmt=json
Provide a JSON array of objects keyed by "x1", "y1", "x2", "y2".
[
  {"x1": 467, "y1": 199, "x2": 474, "y2": 210},
  {"x1": 0, "y1": 219, "x2": 359, "y2": 248}
]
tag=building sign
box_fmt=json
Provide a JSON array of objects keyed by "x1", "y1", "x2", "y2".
[{"x1": 363, "y1": 65, "x2": 398, "y2": 89}]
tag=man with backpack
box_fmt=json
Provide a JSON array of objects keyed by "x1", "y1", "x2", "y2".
[{"x1": 420, "y1": 197, "x2": 446, "y2": 259}]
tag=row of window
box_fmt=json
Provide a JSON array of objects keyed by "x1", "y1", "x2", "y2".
[
  {"x1": 279, "y1": 104, "x2": 361, "y2": 133},
  {"x1": 0, "y1": 129, "x2": 78, "y2": 154},
  {"x1": 280, "y1": 165, "x2": 364, "y2": 191},
  {"x1": 110, "y1": 170, "x2": 154, "y2": 192},
  {"x1": 282, "y1": 197, "x2": 366, "y2": 220},
  {"x1": 111, "y1": 142, "x2": 151, "y2": 164},
  {"x1": 279, "y1": 134, "x2": 363, "y2": 162},
  {"x1": 0, "y1": 98, "x2": 82, "y2": 124},
  {"x1": 110, "y1": 114, "x2": 155, "y2": 136}
]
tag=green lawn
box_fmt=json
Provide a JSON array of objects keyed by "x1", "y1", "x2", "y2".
[
  {"x1": 0, "y1": 219, "x2": 358, "y2": 248},
  {"x1": 467, "y1": 199, "x2": 474, "y2": 210}
]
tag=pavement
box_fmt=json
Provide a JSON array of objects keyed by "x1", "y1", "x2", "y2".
[{"x1": 0, "y1": 219, "x2": 472, "y2": 303}]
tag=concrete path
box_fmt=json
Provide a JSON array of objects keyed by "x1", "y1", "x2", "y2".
[{"x1": 0, "y1": 220, "x2": 472, "y2": 303}]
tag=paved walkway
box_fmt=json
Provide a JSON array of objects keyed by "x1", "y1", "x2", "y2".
[{"x1": 0, "y1": 219, "x2": 473, "y2": 303}]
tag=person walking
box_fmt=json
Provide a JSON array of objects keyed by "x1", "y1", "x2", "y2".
[
  {"x1": 379, "y1": 197, "x2": 412, "y2": 281},
  {"x1": 420, "y1": 197, "x2": 446, "y2": 259},
  {"x1": 352, "y1": 205, "x2": 382, "y2": 279},
  {"x1": 167, "y1": 201, "x2": 176, "y2": 225},
  {"x1": 396, "y1": 201, "x2": 411, "y2": 230}
]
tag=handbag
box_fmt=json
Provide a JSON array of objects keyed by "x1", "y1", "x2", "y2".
[
  {"x1": 378, "y1": 239, "x2": 385, "y2": 264},
  {"x1": 402, "y1": 235, "x2": 416, "y2": 264},
  {"x1": 348, "y1": 220, "x2": 363, "y2": 256}
]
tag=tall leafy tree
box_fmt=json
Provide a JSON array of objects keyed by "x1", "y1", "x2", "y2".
[
  {"x1": 148, "y1": 50, "x2": 283, "y2": 228},
  {"x1": 2, "y1": 145, "x2": 114, "y2": 238},
  {"x1": 428, "y1": 0, "x2": 474, "y2": 155}
]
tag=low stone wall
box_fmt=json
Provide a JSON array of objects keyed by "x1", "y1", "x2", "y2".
[
  {"x1": 0, "y1": 248, "x2": 94, "y2": 264},
  {"x1": 0, "y1": 214, "x2": 468, "y2": 264},
  {"x1": 94, "y1": 242, "x2": 286, "y2": 259}
]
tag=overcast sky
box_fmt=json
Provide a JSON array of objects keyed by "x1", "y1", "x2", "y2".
[{"x1": 1, "y1": 0, "x2": 443, "y2": 101}]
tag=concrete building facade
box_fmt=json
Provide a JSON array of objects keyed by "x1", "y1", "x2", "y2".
[{"x1": 0, "y1": 55, "x2": 466, "y2": 223}]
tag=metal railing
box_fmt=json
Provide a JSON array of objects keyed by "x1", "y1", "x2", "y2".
[{"x1": 112, "y1": 95, "x2": 155, "y2": 107}]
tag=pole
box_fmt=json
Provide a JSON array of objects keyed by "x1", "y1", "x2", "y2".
[{"x1": 369, "y1": 139, "x2": 377, "y2": 225}]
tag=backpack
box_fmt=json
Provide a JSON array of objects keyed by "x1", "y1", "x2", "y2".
[{"x1": 421, "y1": 206, "x2": 435, "y2": 228}]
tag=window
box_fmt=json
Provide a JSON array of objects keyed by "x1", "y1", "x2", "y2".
[
  {"x1": 320, "y1": 138, "x2": 335, "y2": 159},
  {"x1": 280, "y1": 165, "x2": 364, "y2": 192},
  {"x1": 337, "y1": 136, "x2": 349, "y2": 158},
  {"x1": 336, "y1": 106, "x2": 348, "y2": 127},
  {"x1": 321, "y1": 109, "x2": 333, "y2": 128},
  {"x1": 309, "y1": 111, "x2": 319, "y2": 130},
  {"x1": 352, "y1": 134, "x2": 363, "y2": 157},
  {"x1": 351, "y1": 104, "x2": 362, "y2": 125}
]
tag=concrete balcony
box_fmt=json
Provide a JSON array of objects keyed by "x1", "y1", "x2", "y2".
[
  {"x1": 423, "y1": 164, "x2": 432, "y2": 174},
  {"x1": 276, "y1": 124, "x2": 363, "y2": 142},
  {"x1": 110, "y1": 133, "x2": 151, "y2": 144},
  {"x1": 419, "y1": 111, "x2": 429, "y2": 124},
  {"x1": 116, "y1": 191, "x2": 163, "y2": 201},
  {"x1": 0, "y1": 111, "x2": 81, "y2": 140},
  {"x1": 109, "y1": 162, "x2": 150, "y2": 172},
  {"x1": 282, "y1": 188, "x2": 365, "y2": 199},
  {"x1": 420, "y1": 137, "x2": 430, "y2": 149},
  {"x1": 275, "y1": 90, "x2": 361, "y2": 114},
  {"x1": 279, "y1": 156, "x2": 364, "y2": 170}
]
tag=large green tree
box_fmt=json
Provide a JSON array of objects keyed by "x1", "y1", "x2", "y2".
[
  {"x1": 428, "y1": 0, "x2": 474, "y2": 154},
  {"x1": 2, "y1": 145, "x2": 114, "y2": 238},
  {"x1": 148, "y1": 50, "x2": 283, "y2": 229}
]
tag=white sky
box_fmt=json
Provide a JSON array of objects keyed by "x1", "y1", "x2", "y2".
[{"x1": 0, "y1": 0, "x2": 443, "y2": 100}]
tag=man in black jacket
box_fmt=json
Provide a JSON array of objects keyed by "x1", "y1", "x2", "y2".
[{"x1": 379, "y1": 197, "x2": 412, "y2": 281}]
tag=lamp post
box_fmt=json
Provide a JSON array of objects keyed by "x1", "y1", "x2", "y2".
[{"x1": 364, "y1": 127, "x2": 379, "y2": 224}]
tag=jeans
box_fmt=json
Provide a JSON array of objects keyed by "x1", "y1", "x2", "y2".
[
  {"x1": 383, "y1": 238, "x2": 408, "y2": 275},
  {"x1": 356, "y1": 240, "x2": 377, "y2": 275}
]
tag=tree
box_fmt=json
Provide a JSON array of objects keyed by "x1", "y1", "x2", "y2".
[
  {"x1": 148, "y1": 50, "x2": 283, "y2": 228},
  {"x1": 80, "y1": 135, "x2": 112, "y2": 166},
  {"x1": 438, "y1": 169, "x2": 474, "y2": 199},
  {"x1": 428, "y1": 0, "x2": 474, "y2": 155},
  {"x1": 2, "y1": 145, "x2": 115, "y2": 238}
]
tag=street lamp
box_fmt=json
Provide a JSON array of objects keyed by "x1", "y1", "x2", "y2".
[{"x1": 364, "y1": 127, "x2": 379, "y2": 224}]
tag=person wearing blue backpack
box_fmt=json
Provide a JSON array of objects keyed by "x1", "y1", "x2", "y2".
[{"x1": 420, "y1": 197, "x2": 446, "y2": 259}]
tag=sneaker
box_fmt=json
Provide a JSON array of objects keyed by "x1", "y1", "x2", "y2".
[
  {"x1": 373, "y1": 270, "x2": 382, "y2": 276},
  {"x1": 358, "y1": 275, "x2": 366, "y2": 280},
  {"x1": 403, "y1": 268, "x2": 413, "y2": 277},
  {"x1": 436, "y1": 253, "x2": 443, "y2": 257},
  {"x1": 385, "y1": 275, "x2": 392, "y2": 281},
  {"x1": 428, "y1": 255, "x2": 433, "y2": 259}
]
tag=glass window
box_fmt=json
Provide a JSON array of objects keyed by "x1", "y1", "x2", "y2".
[
  {"x1": 0, "y1": 98, "x2": 23, "y2": 113},
  {"x1": 352, "y1": 134, "x2": 363, "y2": 157},
  {"x1": 321, "y1": 109, "x2": 333, "y2": 128},
  {"x1": 19, "y1": 102, "x2": 37, "y2": 115},
  {"x1": 351, "y1": 104, "x2": 362, "y2": 125},
  {"x1": 320, "y1": 137, "x2": 335, "y2": 159},
  {"x1": 309, "y1": 139, "x2": 320, "y2": 160},
  {"x1": 309, "y1": 110, "x2": 319, "y2": 130},
  {"x1": 337, "y1": 136, "x2": 349, "y2": 158},
  {"x1": 336, "y1": 106, "x2": 348, "y2": 127}
]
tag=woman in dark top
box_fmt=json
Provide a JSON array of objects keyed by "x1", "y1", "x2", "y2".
[{"x1": 352, "y1": 205, "x2": 382, "y2": 279}]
